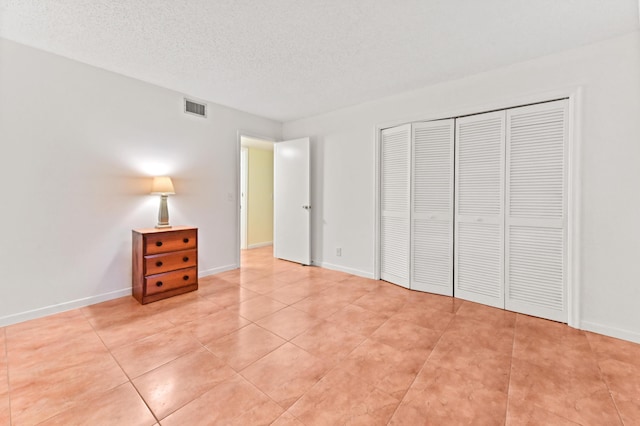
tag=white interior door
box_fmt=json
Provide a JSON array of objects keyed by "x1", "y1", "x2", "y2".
[
  {"x1": 505, "y1": 100, "x2": 568, "y2": 322},
  {"x1": 274, "y1": 137, "x2": 311, "y2": 265},
  {"x1": 454, "y1": 111, "x2": 506, "y2": 308},
  {"x1": 411, "y1": 120, "x2": 454, "y2": 295},
  {"x1": 380, "y1": 124, "x2": 411, "y2": 288}
]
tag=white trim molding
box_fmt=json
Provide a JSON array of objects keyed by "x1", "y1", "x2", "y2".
[
  {"x1": 581, "y1": 321, "x2": 640, "y2": 345},
  {"x1": 199, "y1": 264, "x2": 238, "y2": 277},
  {"x1": 247, "y1": 241, "x2": 273, "y2": 249},
  {"x1": 0, "y1": 287, "x2": 131, "y2": 327},
  {"x1": 317, "y1": 261, "x2": 375, "y2": 279}
]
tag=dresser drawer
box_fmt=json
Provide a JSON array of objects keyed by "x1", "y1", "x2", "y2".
[
  {"x1": 145, "y1": 249, "x2": 197, "y2": 275},
  {"x1": 144, "y1": 267, "x2": 198, "y2": 296},
  {"x1": 145, "y1": 229, "x2": 197, "y2": 255}
]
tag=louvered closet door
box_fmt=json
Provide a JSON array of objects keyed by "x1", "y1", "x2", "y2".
[
  {"x1": 455, "y1": 111, "x2": 506, "y2": 308},
  {"x1": 380, "y1": 124, "x2": 411, "y2": 288},
  {"x1": 411, "y1": 120, "x2": 454, "y2": 295},
  {"x1": 506, "y1": 100, "x2": 568, "y2": 322}
]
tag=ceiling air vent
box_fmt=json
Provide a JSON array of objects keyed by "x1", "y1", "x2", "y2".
[{"x1": 184, "y1": 98, "x2": 207, "y2": 118}]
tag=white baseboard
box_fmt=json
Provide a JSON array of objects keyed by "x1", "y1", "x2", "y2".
[
  {"x1": 580, "y1": 320, "x2": 640, "y2": 344},
  {"x1": 199, "y1": 264, "x2": 238, "y2": 277},
  {"x1": 0, "y1": 287, "x2": 132, "y2": 327},
  {"x1": 247, "y1": 241, "x2": 273, "y2": 249},
  {"x1": 315, "y1": 261, "x2": 375, "y2": 279},
  {"x1": 0, "y1": 263, "x2": 244, "y2": 327}
]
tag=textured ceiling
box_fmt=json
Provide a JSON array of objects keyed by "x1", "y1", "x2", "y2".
[{"x1": 1, "y1": 1, "x2": 638, "y2": 122}]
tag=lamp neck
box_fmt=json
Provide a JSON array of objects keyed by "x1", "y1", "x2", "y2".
[{"x1": 155, "y1": 194, "x2": 172, "y2": 228}]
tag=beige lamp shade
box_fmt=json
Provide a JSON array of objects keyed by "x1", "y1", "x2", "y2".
[{"x1": 150, "y1": 176, "x2": 175, "y2": 195}]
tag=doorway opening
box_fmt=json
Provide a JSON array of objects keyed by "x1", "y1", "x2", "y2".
[{"x1": 239, "y1": 135, "x2": 275, "y2": 264}]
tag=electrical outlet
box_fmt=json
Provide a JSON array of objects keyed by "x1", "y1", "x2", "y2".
[{"x1": 336, "y1": 248, "x2": 342, "y2": 256}]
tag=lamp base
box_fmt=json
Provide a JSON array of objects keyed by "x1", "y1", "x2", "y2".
[{"x1": 156, "y1": 194, "x2": 172, "y2": 229}]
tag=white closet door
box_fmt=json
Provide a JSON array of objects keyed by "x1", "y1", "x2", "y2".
[
  {"x1": 411, "y1": 120, "x2": 454, "y2": 295},
  {"x1": 380, "y1": 124, "x2": 411, "y2": 288},
  {"x1": 455, "y1": 111, "x2": 506, "y2": 308},
  {"x1": 505, "y1": 100, "x2": 568, "y2": 322}
]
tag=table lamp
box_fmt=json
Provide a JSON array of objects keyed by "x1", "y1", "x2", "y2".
[{"x1": 151, "y1": 176, "x2": 175, "y2": 228}]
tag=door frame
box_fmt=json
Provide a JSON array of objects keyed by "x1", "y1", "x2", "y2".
[
  {"x1": 240, "y1": 147, "x2": 248, "y2": 250},
  {"x1": 236, "y1": 131, "x2": 276, "y2": 267},
  {"x1": 373, "y1": 86, "x2": 583, "y2": 328}
]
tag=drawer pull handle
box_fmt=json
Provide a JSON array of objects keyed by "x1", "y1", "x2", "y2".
[
  {"x1": 156, "y1": 261, "x2": 163, "y2": 267},
  {"x1": 156, "y1": 241, "x2": 163, "y2": 247},
  {"x1": 183, "y1": 275, "x2": 189, "y2": 281},
  {"x1": 183, "y1": 238, "x2": 190, "y2": 243},
  {"x1": 156, "y1": 281, "x2": 163, "y2": 287},
  {"x1": 183, "y1": 256, "x2": 189, "y2": 262}
]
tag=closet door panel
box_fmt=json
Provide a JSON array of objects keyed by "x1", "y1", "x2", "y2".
[
  {"x1": 506, "y1": 100, "x2": 568, "y2": 322},
  {"x1": 457, "y1": 222, "x2": 503, "y2": 301},
  {"x1": 411, "y1": 120, "x2": 454, "y2": 295},
  {"x1": 380, "y1": 124, "x2": 411, "y2": 288},
  {"x1": 455, "y1": 111, "x2": 505, "y2": 308}
]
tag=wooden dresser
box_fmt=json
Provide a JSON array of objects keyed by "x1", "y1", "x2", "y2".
[{"x1": 132, "y1": 226, "x2": 198, "y2": 304}]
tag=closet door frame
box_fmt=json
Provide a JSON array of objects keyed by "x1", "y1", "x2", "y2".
[{"x1": 374, "y1": 88, "x2": 581, "y2": 328}]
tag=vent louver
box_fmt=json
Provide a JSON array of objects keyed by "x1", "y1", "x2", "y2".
[{"x1": 184, "y1": 98, "x2": 207, "y2": 117}]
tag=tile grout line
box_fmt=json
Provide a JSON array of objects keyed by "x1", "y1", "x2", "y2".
[
  {"x1": 234, "y1": 293, "x2": 328, "y2": 372},
  {"x1": 8, "y1": 310, "x2": 158, "y2": 425},
  {"x1": 234, "y1": 308, "x2": 317, "y2": 423},
  {"x1": 209, "y1": 326, "x2": 286, "y2": 375},
  {"x1": 239, "y1": 279, "x2": 391, "y2": 423},
  {"x1": 584, "y1": 332, "x2": 626, "y2": 425},
  {"x1": 283, "y1": 310, "x2": 387, "y2": 424},
  {"x1": 237, "y1": 250, "x2": 352, "y2": 423},
  {"x1": 87, "y1": 297, "x2": 289, "y2": 423},
  {"x1": 236, "y1": 368, "x2": 293, "y2": 423},
  {"x1": 504, "y1": 313, "x2": 520, "y2": 425},
  {"x1": 2, "y1": 327, "x2": 12, "y2": 426},
  {"x1": 384, "y1": 304, "x2": 457, "y2": 423},
  {"x1": 79, "y1": 306, "x2": 164, "y2": 425}
]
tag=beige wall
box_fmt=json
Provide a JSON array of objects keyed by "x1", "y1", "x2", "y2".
[{"x1": 247, "y1": 147, "x2": 274, "y2": 247}]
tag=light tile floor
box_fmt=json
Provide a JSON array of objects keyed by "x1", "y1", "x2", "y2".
[{"x1": 1, "y1": 246, "x2": 639, "y2": 425}]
